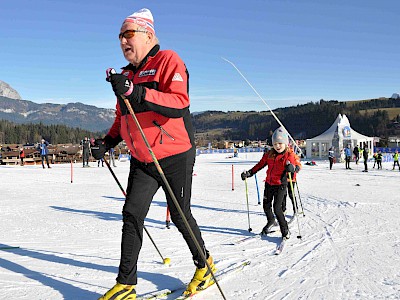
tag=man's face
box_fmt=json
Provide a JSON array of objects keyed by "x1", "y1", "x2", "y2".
[{"x1": 119, "y1": 23, "x2": 150, "y2": 66}]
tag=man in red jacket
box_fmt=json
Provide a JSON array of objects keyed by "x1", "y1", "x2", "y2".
[{"x1": 91, "y1": 8, "x2": 213, "y2": 300}]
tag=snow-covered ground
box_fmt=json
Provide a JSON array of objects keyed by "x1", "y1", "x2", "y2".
[{"x1": 1, "y1": 152, "x2": 399, "y2": 299}]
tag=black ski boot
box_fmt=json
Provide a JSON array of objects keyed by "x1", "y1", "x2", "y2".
[
  {"x1": 261, "y1": 220, "x2": 277, "y2": 235},
  {"x1": 282, "y1": 230, "x2": 291, "y2": 241}
]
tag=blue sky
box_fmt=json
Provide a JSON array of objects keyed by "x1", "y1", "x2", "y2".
[{"x1": 1, "y1": 0, "x2": 399, "y2": 112}]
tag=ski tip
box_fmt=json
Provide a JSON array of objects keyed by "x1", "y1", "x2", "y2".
[{"x1": 244, "y1": 260, "x2": 252, "y2": 266}]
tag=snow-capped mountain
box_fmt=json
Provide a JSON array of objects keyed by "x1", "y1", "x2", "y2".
[
  {"x1": 0, "y1": 96, "x2": 115, "y2": 132},
  {"x1": 0, "y1": 80, "x2": 115, "y2": 132},
  {"x1": 0, "y1": 80, "x2": 22, "y2": 100}
]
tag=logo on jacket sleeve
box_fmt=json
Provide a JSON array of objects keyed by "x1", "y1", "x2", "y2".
[
  {"x1": 139, "y1": 69, "x2": 157, "y2": 77},
  {"x1": 172, "y1": 72, "x2": 183, "y2": 82},
  {"x1": 122, "y1": 70, "x2": 134, "y2": 80}
]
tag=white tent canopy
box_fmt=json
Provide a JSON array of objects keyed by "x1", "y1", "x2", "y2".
[{"x1": 306, "y1": 114, "x2": 374, "y2": 159}]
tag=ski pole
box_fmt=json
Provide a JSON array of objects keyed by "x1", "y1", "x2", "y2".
[
  {"x1": 119, "y1": 93, "x2": 227, "y2": 300},
  {"x1": 70, "y1": 160, "x2": 73, "y2": 183},
  {"x1": 166, "y1": 206, "x2": 171, "y2": 229},
  {"x1": 222, "y1": 57, "x2": 303, "y2": 156},
  {"x1": 244, "y1": 177, "x2": 252, "y2": 232},
  {"x1": 288, "y1": 172, "x2": 302, "y2": 239},
  {"x1": 295, "y1": 181, "x2": 305, "y2": 217},
  {"x1": 103, "y1": 158, "x2": 126, "y2": 196},
  {"x1": 231, "y1": 164, "x2": 234, "y2": 191},
  {"x1": 254, "y1": 173, "x2": 261, "y2": 205},
  {"x1": 103, "y1": 158, "x2": 171, "y2": 265},
  {"x1": 143, "y1": 226, "x2": 170, "y2": 265}
]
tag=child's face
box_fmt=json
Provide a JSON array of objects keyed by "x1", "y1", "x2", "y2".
[{"x1": 273, "y1": 142, "x2": 286, "y2": 153}]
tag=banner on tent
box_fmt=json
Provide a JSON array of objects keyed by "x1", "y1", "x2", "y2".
[{"x1": 196, "y1": 147, "x2": 265, "y2": 155}]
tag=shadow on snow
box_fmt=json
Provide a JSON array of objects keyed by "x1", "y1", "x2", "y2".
[{"x1": 0, "y1": 244, "x2": 182, "y2": 300}]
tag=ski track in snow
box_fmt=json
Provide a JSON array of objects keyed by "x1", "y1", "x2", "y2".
[{"x1": 1, "y1": 154, "x2": 399, "y2": 299}]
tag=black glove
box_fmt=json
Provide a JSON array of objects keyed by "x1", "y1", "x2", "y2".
[
  {"x1": 106, "y1": 68, "x2": 146, "y2": 113},
  {"x1": 109, "y1": 74, "x2": 133, "y2": 97},
  {"x1": 295, "y1": 165, "x2": 301, "y2": 173},
  {"x1": 90, "y1": 138, "x2": 107, "y2": 160},
  {"x1": 285, "y1": 162, "x2": 295, "y2": 173},
  {"x1": 104, "y1": 135, "x2": 122, "y2": 149},
  {"x1": 241, "y1": 170, "x2": 252, "y2": 181},
  {"x1": 281, "y1": 173, "x2": 288, "y2": 184},
  {"x1": 90, "y1": 135, "x2": 123, "y2": 160}
]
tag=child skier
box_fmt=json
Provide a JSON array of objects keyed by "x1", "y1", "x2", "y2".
[{"x1": 241, "y1": 127, "x2": 296, "y2": 240}]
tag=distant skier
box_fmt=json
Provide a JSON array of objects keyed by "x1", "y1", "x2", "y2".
[
  {"x1": 241, "y1": 127, "x2": 296, "y2": 240},
  {"x1": 362, "y1": 142, "x2": 369, "y2": 172},
  {"x1": 19, "y1": 146, "x2": 25, "y2": 166},
  {"x1": 353, "y1": 145, "x2": 360, "y2": 165},
  {"x1": 345, "y1": 145, "x2": 352, "y2": 169},
  {"x1": 392, "y1": 150, "x2": 399, "y2": 171},
  {"x1": 376, "y1": 150, "x2": 383, "y2": 169},
  {"x1": 37, "y1": 139, "x2": 51, "y2": 169},
  {"x1": 97, "y1": 158, "x2": 104, "y2": 167},
  {"x1": 80, "y1": 137, "x2": 91, "y2": 167},
  {"x1": 108, "y1": 148, "x2": 117, "y2": 167},
  {"x1": 372, "y1": 152, "x2": 378, "y2": 168},
  {"x1": 328, "y1": 146, "x2": 335, "y2": 170}
]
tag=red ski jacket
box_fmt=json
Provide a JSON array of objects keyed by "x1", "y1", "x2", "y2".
[
  {"x1": 250, "y1": 148, "x2": 296, "y2": 185},
  {"x1": 107, "y1": 45, "x2": 195, "y2": 163}
]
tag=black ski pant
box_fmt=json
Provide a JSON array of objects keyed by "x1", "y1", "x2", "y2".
[
  {"x1": 329, "y1": 157, "x2": 334, "y2": 170},
  {"x1": 393, "y1": 161, "x2": 400, "y2": 170},
  {"x1": 345, "y1": 156, "x2": 351, "y2": 169},
  {"x1": 117, "y1": 148, "x2": 207, "y2": 285},
  {"x1": 82, "y1": 151, "x2": 90, "y2": 166},
  {"x1": 363, "y1": 158, "x2": 368, "y2": 171},
  {"x1": 109, "y1": 152, "x2": 116, "y2": 167},
  {"x1": 41, "y1": 154, "x2": 50, "y2": 168},
  {"x1": 263, "y1": 183, "x2": 289, "y2": 237}
]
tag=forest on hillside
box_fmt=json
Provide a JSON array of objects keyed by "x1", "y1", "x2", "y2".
[
  {"x1": 192, "y1": 98, "x2": 400, "y2": 146},
  {"x1": 1, "y1": 98, "x2": 399, "y2": 146},
  {"x1": 0, "y1": 120, "x2": 100, "y2": 145}
]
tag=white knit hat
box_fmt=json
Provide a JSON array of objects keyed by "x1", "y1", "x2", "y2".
[
  {"x1": 272, "y1": 127, "x2": 289, "y2": 144},
  {"x1": 124, "y1": 8, "x2": 155, "y2": 34}
]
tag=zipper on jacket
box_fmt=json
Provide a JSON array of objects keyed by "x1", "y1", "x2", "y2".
[
  {"x1": 153, "y1": 121, "x2": 175, "y2": 144},
  {"x1": 124, "y1": 115, "x2": 137, "y2": 156}
]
